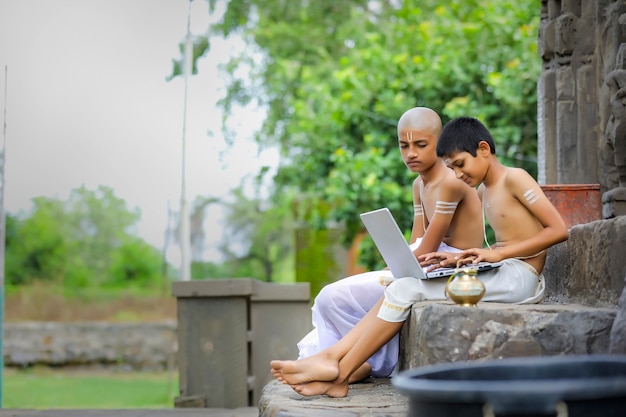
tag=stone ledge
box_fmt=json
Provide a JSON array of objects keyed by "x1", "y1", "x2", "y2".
[
  {"x1": 258, "y1": 217, "x2": 626, "y2": 412},
  {"x1": 258, "y1": 378, "x2": 407, "y2": 417},
  {"x1": 259, "y1": 301, "x2": 617, "y2": 415},
  {"x1": 399, "y1": 301, "x2": 617, "y2": 369}
]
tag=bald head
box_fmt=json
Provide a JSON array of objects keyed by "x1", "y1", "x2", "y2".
[{"x1": 397, "y1": 107, "x2": 442, "y2": 139}]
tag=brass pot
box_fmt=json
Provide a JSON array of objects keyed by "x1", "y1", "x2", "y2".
[{"x1": 445, "y1": 266, "x2": 486, "y2": 307}]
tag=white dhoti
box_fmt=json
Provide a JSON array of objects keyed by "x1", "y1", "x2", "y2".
[
  {"x1": 297, "y1": 239, "x2": 461, "y2": 377},
  {"x1": 377, "y1": 258, "x2": 545, "y2": 322}
]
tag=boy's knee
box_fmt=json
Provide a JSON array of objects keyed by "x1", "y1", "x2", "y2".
[
  {"x1": 385, "y1": 277, "x2": 421, "y2": 305},
  {"x1": 314, "y1": 283, "x2": 340, "y2": 309}
]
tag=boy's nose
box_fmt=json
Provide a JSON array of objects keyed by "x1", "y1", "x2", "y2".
[{"x1": 454, "y1": 169, "x2": 464, "y2": 179}]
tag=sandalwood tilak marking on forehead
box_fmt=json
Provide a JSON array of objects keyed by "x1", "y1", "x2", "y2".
[
  {"x1": 407, "y1": 132, "x2": 413, "y2": 142},
  {"x1": 434, "y1": 201, "x2": 458, "y2": 215},
  {"x1": 443, "y1": 158, "x2": 451, "y2": 165},
  {"x1": 523, "y1": 189, "x2": 539, "y2": 204}
]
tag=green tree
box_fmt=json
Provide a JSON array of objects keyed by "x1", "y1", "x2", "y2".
[
  {"x1": 216, "y1": 183, "x2": 295, "y2": 283},
  {"x1": 5, "y1": 198, "x2": 70, "y2": 285},
  {"x1": 6, "y1": 185, "x2": 165, "y2": 288},
  {"x1": 65, "y1": 185, "x2": 140, "y2": 285},
  {"x1": 172, "y1": 0, "x2": 540, "y2": 270},
  {"x1": 164, "y1": 177, "x2": 295, "y2": 283},
  {"x1": 108, "y1": 236, "x2": 163, "y2": 288}
]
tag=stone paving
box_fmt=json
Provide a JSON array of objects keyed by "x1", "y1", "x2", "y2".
[{"x1": 258, "y1": 378, "x2": 408, "y2": 417}]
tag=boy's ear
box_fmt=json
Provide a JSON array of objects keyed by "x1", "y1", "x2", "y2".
[{"x1": 477, "y1": 140, "x2": 491, "y2": 156}]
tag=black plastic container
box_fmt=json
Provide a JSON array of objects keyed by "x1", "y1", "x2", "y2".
[{"x1": 392, "y1": 355, "x2": 626, "y2": 417}]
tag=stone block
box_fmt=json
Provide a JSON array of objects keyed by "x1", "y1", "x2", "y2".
[
  {"x1": 603, "y1": 187, "x2": 626, "y2": 218},
  {"x1": 173, "y1": 278, "x2": 311, "y2": 407},
  {"x1": 543, "y1": 216, "x2": 626, "y2": 307},
  {"x1": 258, "y1": 301, "x2": 618, "y2": 415},
  {"x1": 258, "y1": 378, "x2": 407, "y2": 417},
  {"x1": 399, "y1": 302, "x2": 616, "y2": 370}
]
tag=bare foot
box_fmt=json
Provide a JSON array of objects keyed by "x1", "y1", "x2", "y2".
[
  {"x1": 270, "y1": 367, "x2": 287, "y2": 383},
  {"x1": 270, "y1": 355, "x2": 339, "y2": 385},
  {"x1": 293, "y1": 380, "x2": 349, "y2": 398}
]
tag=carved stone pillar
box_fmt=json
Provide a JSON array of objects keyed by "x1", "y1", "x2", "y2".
[
  {"x1": 538, "y1": 0, "x2": 559, "y2": 183},
  {"x1": 599, "y1": 0, "x2": 626, "y2": 217},
  {"x1": 537, "y1": 0, "x2": 626, "y2": 218}
]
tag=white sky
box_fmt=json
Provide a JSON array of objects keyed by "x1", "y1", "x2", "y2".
[{"x1": 0, "y1": 0, "x2": 277, "y2": 265}]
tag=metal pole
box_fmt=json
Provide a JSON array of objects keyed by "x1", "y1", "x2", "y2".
[
  {"x1": 180, "y1": 1, "x2": 193, "y2": 281},
  {"x1": 0, "y1": 65, "x2": 8, "y2": 408}
]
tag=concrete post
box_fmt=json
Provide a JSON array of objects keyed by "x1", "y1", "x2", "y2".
[{"x1": 172, "y1": 278, "x2": 311, "y2": 408}]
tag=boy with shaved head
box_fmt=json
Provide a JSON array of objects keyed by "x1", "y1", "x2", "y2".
[{"x1": 280, "y1": 107, "x2": 483, "y2": 393}]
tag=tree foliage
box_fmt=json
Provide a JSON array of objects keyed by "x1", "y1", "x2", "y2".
[
  {"x1": 6, "y1": 185, "x2": 164, "y2": 288},
  {"x1": 216, "y1": 183, "x2": 295, "y2": 283},
  {"x1": 173, "y1": 0, "x2": 541, "y2": 269}
]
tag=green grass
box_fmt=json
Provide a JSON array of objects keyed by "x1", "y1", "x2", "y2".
[{"x1": 2, "y1": 367, "x2": 179, "y2": 409}]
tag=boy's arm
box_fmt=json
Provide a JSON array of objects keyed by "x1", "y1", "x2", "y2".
[
  {"x1": 463, "y1": 169, "x2": 568, "y2": 263},
  {"x1": 409, "y1": 178, "x2": 426, "y2": 243},
  {"x1": 412, "y1": 178, "x2": 465, "y2": 256}
]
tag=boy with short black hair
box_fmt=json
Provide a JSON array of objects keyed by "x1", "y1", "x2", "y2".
[{"x1": 419, "y1": 116, "x2": 568, "y2": 284}]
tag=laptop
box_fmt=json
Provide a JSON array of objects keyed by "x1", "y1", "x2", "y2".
[{"x1": 360, "y1": 207, "x2": 502, "y2": 279}]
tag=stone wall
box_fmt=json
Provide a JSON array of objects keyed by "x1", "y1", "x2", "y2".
[{"x1": 3, "y1": 321, "x2": 177, "y2": 371}]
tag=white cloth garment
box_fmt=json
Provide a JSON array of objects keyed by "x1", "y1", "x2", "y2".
[
  {"x1": 297, "y1": 239, "x2": 461, "y2": 377},
  {"x1": 377, "y1": 257, "x2": 545, "y2": 323}
]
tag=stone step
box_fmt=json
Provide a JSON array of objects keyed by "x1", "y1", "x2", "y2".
[
  {"x1": 259, "y1": 378, "x2": 407, "y2": 417},
  {"x1": 399, "y1": 301, "x2": 617, "y2": 369},
  {"x1": 259, "y1": 217, "x2": 626, "y2": 415},
  {"x1": 260, "y1": 301, "x2": 618, "y2": 416}
]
